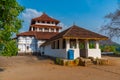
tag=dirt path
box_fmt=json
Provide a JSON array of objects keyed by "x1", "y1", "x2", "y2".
[{"x1": 0, "y1": 56, "x2": 120, "y2": 80}]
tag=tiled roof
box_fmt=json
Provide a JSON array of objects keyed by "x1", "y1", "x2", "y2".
[
  {"x1": 50, "y1": 25, "x2": 108, "y2": 40},
  {"x1": 30, "y1": 24, "x2": 62, "y2": 29},
  {"x1": 41, "y1": 25, "x2": 108, "y2": 46},
  {"x1": 17, "y1": 31, "x2": 58, "y2": 40},
  {"x1": 32, "y1": 13, "x2": 59, "y2": 23}
]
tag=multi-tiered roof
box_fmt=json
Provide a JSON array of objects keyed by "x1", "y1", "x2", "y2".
[{"x1": 17, "y1": 13, "x2": 62, "y2": 40}]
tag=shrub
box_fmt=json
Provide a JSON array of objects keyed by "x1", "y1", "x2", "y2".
[
  {"x1": 74, "y1": 59, "x2": 79, "y2": 65},
  {"x1": 56, "y1": 58, "x2": 60, "y2": 64},
  {"x1": 55, "y1": 58, "x2": 64, "y2": 65}
]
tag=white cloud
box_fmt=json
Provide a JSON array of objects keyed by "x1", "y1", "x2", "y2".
[
  {"x1": 58, "y1": 22, "x2": 69, "y2": 31},
  {"x1": 20, "y1": 8, "x2": 42, "y2": 32}
]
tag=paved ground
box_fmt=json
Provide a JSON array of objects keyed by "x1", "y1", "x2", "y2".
[{"x1": 0, "y1": 55, "x2": 120, "y2": 80}]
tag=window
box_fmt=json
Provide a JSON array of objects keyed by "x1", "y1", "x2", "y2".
[
  {"x1": 39, "y1": 28, "x2": 42, "y2": 31},
  {"x1": 89, "y1": 40, "x2": 95, "y2": 49},
  {"x1": 57, "y1": 40, "x2": 59, "y2": 49},
  {"x1": 51, "y1": 41, "x2": 55, "y2": 49},
  {"x1": 44, "y1": 28, "x2": 49, "y2": 32},
  {"x1": 51, "y1": 29, "x2": 54, "y2": 32},
  {"x1": 51, "y1": 22, "x2": 54, "y2": 24},
  {"x1": 56, "y1": 29, "x2": 59, "y2": 32},
  {"x1": 79, "y1": 40, "x2": 85, "y2": 49},
  {"x1": 26, "y1": 46, "x2": 29, "y2": 50},
  {"x1": 42, "y1": 21, "x2": 45, "y2": 23},
  {"x1": 70, "y1": 39, "x2": 76, "y2": 48},
  {"x1": 63, "y1": 39, "x2": 66, "y2": 49},
  {"x1": 33, "y1": 27, "x2": 35, "y2": 31},
  {"x1": 47, "y1": 21, "x2": 50, "y2": 24}
]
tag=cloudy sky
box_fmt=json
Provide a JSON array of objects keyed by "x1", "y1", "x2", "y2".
[{"x1": 17, "y1": 0, "x2": 120, "y2": 43}]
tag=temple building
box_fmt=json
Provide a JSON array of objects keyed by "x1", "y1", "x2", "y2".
[
  {"x1": 17, "y1": 13, "x2": 108, "y2": 59},
  {"x1": 17, "y1": 13, "x2": 62, "y2": 55},
  {"x1": 40, "y1": 25, "x2": 108, "y2": 59}
]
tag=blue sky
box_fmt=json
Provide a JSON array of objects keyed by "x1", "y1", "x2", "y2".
[{"x1": 17, "y1": 0, "x2": 120, "y2": 43}]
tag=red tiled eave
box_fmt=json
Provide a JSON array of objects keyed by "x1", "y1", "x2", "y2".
[
  {"x1": 17, "y1": 31, "x2": 58, "y2": 40},
  {"x1": 32, "y1": 13, "x2": 59, "y2": 23},
  {"x1": 41, "y1": 25, "x2": 108, "y2": 46}
]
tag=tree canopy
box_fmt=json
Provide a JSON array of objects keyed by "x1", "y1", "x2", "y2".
[
  {"x1": 0, "y1": 0, "x2": 24, "y2": 56},
  {"x1": 101, "y1": 5, "x2": 120, "y2": 38}
]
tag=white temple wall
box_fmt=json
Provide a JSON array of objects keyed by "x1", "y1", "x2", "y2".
[
  {"x1": 44, "y1": 44, "x2": 67, "y2": 59},
  {"x1": 87, "y1": 49, "x2": 101, "y2": 58},
  {"x1": 17, "y1": 36, "x2": 38, "y2": 53}
]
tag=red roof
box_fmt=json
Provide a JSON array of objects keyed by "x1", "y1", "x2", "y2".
[
  {"x1": 32, "y1": 13, "x2": 60, "y2": 24},
  {"x1": 49, "y1": 25, "x2": 108, "y2": 40},
  {"x1": 17, "y1": 31, "x2": 58, "y2": 40},
  {"x1": 41, "y1": 25, "x2": 108, "y2": 46},
  {"x1": 30, "y1": 24, "x2": 62, "y2": 29}
]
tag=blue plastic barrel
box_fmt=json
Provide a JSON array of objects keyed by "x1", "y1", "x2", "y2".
[{"x1": 68, "y1": 49, "x2": 74, "y2": 60}]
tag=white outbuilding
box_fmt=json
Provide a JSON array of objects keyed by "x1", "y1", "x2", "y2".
[{"x1": 41, "y1": 25, "x2": 108, "y2": 59}]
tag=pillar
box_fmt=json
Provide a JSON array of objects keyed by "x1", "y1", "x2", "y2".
[
  {"x1": 54, "y1": 28, "x2": 56, "y2": 32},
  {"x1": 42, "y1": 28, "x2": 44, "y2": 32},
  {"x1": 76, "y1": 39, "x2": 79, "y2": 49},
  {"x1": 85, "y1": 40, "x2": 89, "y2": 49},
  {"x1": 49, "y1": 28, "x2": 51, "y2": 32},
  {"x1": 31, "y1": 27, "x2": 33, "y2": 31},
  {"x1": 95, "y1": 40, "x2": 99, "y2": 49},
  {"x1": 37, "y1": 28, "x2": 39, "y2": 31},
  {"x1": 66, "y1": 39, "x2": 70, "y2": 50}
]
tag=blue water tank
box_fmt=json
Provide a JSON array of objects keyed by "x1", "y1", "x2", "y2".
[{"x1": 68, "y1": 49, "x2": 74, "y2": 60}]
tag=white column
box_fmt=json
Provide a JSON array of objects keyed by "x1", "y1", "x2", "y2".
[
  {"x1": 85, "y1": 40, "x2": 89, "y2": 49},
  {"x1": 66, "y1": 39, "x2": 70, "y2": 50},
  {"x1": 31, "y1": 27, "x2": 33, "y2": 31},
  {"x1": 76, "y1": 39, "x2": 79, "y2": 49},
  {"x1": 95, "y1": 40, "x2": 99, "y2": 49},
  {"x1": 54, "y1": 29, "x2": 56, "y2": 32},
  {"x1": 37, "y1": 28, "x2": 39, "y2": 31},
  {"x1": 49, "y1": 28, "x2": 51, "y2": 32},
  {"x1": 42, "y1": 28, "x2": 44, "y2": 32}
]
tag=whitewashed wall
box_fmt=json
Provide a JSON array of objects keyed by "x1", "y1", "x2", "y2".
[
  {"x1": 17, "y1": 36, "x2": 37, "y2": 53},
  {"x1": 37, "y1": 40, "x2": 45, "y2": 52},
  {"x1": 44, "y1": 44, "x2": 67, "y2": 59},
  {"x1": 87, "y1": 49, "x2": 101, "y2": 58}
]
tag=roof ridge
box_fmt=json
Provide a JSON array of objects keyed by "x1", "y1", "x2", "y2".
[{"x1": 63, "y1": 26, "x2": 74, "y2": 37}]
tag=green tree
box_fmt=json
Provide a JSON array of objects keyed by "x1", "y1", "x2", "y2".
[{"x1": 0, "y1": 0, "x2": 24, "y2": 56}]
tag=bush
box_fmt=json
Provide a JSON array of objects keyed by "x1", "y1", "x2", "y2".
[
  {"x1": 74, "y1": 59, "x2": 79, "y2": 65},
  {"x1": 55, "y1": 58, "x2": 63, "y2": 65},
  {"x1": 100, "y1": 45, "x2": 116, "y2": 52}
]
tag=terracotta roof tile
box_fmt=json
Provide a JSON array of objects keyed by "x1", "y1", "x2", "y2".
[
  {"x1": 41, "y1": 25, "x2": 108, "y2": 45},
  {"x1": 17, "y1": 31, "x2": 58, "y2": 40},
  {"x1": 32, "y1": 13, "x2": 59, "y2": 23}
]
